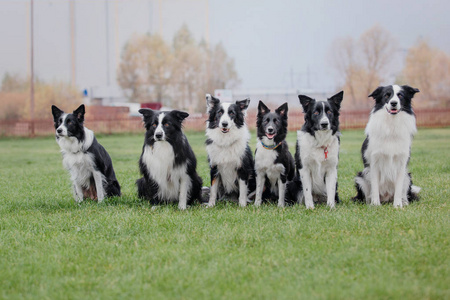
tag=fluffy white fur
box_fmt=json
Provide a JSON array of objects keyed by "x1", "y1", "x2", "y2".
[
  {"x1": 254, "y1": 139, "x2": 286, "y2": 207},
  {"x1": 205, "y1": 96, "x2": 251, "y2": 207},
  {"x1": 141, "y1": 141, "x2": 191, "y2": 210},
  {"x1": 357, "y1": 96, "x2": 419, "y2": 207},
  {"x1": 206, "y1": 125, "x2": 250, "y2": 207},
  {"x1": 297, "y1": 129, "x2": 340, "y2": 209},
  {"x1": 56, "y1": 124, "x2": 106, "y2": 203}
]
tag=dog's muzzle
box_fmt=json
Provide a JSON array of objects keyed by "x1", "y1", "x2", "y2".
[
  {"x1": 265, "y1": 127, "x2": 276, "y2": 139},
  {"x1": 154, "y1": 132, "x2": 164, "y2": 141},
  {"x1": 386, "y1": 101, "x2": 400, "y2": 115}
]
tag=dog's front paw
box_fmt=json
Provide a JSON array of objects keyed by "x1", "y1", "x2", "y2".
[
  {"x1": 305, "y1": 203, "x2": 315, "y2": 210},
  {"x1": 370, "y1": 197, "x2": 381, "y2": 206},
  {"x1": 327, "y1": 201, "x2": 336, "y2": 209},
  {"x1": 239, "y1": 197, "x2": 248, "y2": 207},
  {"x1": 178, "y1": 204, "x2": 187, "y2": 210},
  {"x1": 393, "y1": 200, "x2": 403, "y2": 209}
]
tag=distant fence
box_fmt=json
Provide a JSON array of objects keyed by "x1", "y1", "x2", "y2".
[{"x1": 1, "y1": 108, "x2": 449, "y2": 137}]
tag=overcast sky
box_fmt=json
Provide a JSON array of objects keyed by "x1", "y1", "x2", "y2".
[{"x1": 1, "y1": 0, "x2": 449, "y2": 94}]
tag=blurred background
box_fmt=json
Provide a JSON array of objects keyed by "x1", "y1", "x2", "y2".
[{"x1": 1, "y1": 0, "x2": 449, "y2": 135}]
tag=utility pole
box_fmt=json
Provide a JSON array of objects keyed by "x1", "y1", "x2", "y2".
[
  {"x1": 70, "y1": 0, "x2": 76, "y2": 87},
  {"x1": 105, "y1": 0, "x2": 110, "y2": 104},
  {"x1": 30, "y1": 0, "x2": 35, "y2": 136}
]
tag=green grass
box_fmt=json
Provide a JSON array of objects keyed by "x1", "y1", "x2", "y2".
[{"x1": 0, "y1": 128, "x2": 449, "y2": 299}]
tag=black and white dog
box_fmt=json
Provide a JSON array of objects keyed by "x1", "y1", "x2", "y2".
[
  {"x1": 354, "y1": 85, "x2": 420, "y2": 207},
  {"x1": 51, "y1": 104, "x2": 121, "y2": 202},
  {"x1": 136, "y1": 109, "x2": 203, "y2": 210},
  {"x1": 295, "y1": 91, "x2": 344, "y2": 209},
  {"x1": 254, "y1": 101, "x2": 295, "y2": 207},
  {"x1": 205, "y1": 94, "x2": 255, "y2": 207}
]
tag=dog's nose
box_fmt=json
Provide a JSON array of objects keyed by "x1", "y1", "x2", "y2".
[
  {"x1": 391, "y1": 101, "x2": 398, "y2": 107},
  {"x1": 57, "y1": 128, "x2": 62, "y2": 134},
  {"x1": 267, "y1": 127, "x2": 274, "y2": 133},
  {"x1": 155, "y1": 132, "x2": 163, "y2": 139},
  {"x1": 221, "y1": 121, "x2": 228, "y2": 128},
  {"x1": 320, "y1": 122, "x2": 328, "y2": 129}
]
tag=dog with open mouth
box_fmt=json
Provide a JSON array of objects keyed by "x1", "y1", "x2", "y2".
[
  {"x1": 254, "y1": 101, "x2": 295, "y2": 207},
  {"x1": 205, "y1": 94, "x2": 255, "y2": 207},
  {"x1": 353, "y1": 85, "x2": 421, "y2": 207}
]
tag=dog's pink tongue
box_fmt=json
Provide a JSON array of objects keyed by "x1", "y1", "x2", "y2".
[{"x1": 266, "y1": 133, "x2": 275, "y2": 139}]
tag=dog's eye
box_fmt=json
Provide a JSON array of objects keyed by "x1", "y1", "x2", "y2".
[
  {"x1": 229, "y1": 112, "x2": 235, "y2": 117},
  {"x1": 385, "y1": 93, "x2": 391, "y2": 98},
  {"x1": 398, "y1": 94, "x2": 403, "y2": 99},
  {"x1": 327, "y1": 110, "x2": 332, "y2": 115},
  {"x1": 217, "y1": 111, "x2": 223, "y2": 117},
  {"x1": 152, "y1": 123, "x2": 157, "y2": 127},
  {"x1": 67, "y1": 120, "x2": 72, "y2": 125},
  {"x1": 314, "y1": 111, "x2": 319, "y2": 115},
  {"x1": 164, "y1": 123, "x2": 169, "y2": 127}
]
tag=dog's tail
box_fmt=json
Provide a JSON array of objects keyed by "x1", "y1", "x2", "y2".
[
  {"x1": 286, "y1": 176, "x2": 303, "y2": 205},
  {"x1": 352, "y1": 171, "x2": 367, "y2": 203},
  {"x1": 408, "y1": 173, "x2": 421, "y2": 202},
  {"x1": 106, "y1": 180, "x2": 121, "y2": 197}
]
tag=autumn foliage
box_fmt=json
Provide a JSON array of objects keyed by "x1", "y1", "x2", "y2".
[
  {"x1": 0, "y1": 73, "x2": 81, "y2": 121},
  {"x1": 117, "y1": 25, "x2": 240, "y2": 112}
]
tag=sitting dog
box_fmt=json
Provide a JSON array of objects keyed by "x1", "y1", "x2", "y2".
[
  {"x1": 295, "y1": 91, "x2": 344, "y2": 209},
  {"x1": 51, "y1": 104, "x2": 121, "y2": 202},
  {"x1": 136, "y1": 109, "x2": 203, "y2": 210},
  {"x1": 205, "y1": 94, "x2": 255, "y2": 207},
  {"x1": 254, "y1": 101, "x2": 295, "y2": 207},
  {"x1": 353, "y1": 85, "x2": 421, "y2": 207}
]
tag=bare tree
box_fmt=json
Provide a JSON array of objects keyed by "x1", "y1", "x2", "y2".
[
  {"x1": 400, "y1": 39, "x2": 450, "y2": 107},
  {"x1": 359, "y1": 25, "x2": 396, "y2": 96},
  {"x1": 117, "y1": 25, "x2": 240, "y2": 111},
  {"x1": 117, "y1": 33, "x2": 174, "y2": 103},
  {"x1": 329, "y1": 25, "x2": 396, "y2": 109}
]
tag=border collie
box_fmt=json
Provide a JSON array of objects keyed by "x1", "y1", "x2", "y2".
[
  {"x1": 205, "y1": 94, "x2": 255, "y2": 207},
  {"x1": 254, "y1": 101, "x2": 295, "y2": 207},
  {"x1": 353, "y1": 85, "x2": 420, "y2": 207},
  {"x1": 51, "y1": 104, "x2": 121, "y2": 202},
  {"x1": 136, "y1": 109, "x2": 203, "y2": 210},
  {"x1": 295, "y1": 91, "x2": 344, "y2": 209}
]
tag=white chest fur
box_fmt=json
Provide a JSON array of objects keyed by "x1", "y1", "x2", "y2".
[
  {"x1": 142, "y1": 142, "x2": 188, "y2": 201},
  {"x1": 297, "y1": 130, "x2": 339, "y2": 195},
  {"x1": 365, "y1": 110, "x2": 416, "y2": 160},
  {"x1": 255, "y1": 141, "x2": 285, "y2": 189},
  {"x1": 57, "y1": 129, "x2": 98, "y2": 188},
  {"x1": 206, "y1": 126, "x2": 250, "y2": 193}
]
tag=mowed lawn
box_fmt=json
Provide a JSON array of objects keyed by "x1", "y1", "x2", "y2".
[{"x1": 0, "y1": 128, "x2": 448, "y2": 299}]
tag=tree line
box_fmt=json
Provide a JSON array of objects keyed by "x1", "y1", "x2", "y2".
[
  {"x1": 329, "y1": 25, "x2": 450, "y2": 109},
  {"x1": 1, "y1": 24, "x2": 449, "y2": 121},
  {"x1": 117, "y1": 24, "x2": 240, "y2": 112}
]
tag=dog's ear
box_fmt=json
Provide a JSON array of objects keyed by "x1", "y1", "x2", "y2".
[
  {"x1": 236, "y1": 98, "x2": 250, "y2": 112},
  {"x1": 276, "y1": 102, "x2": 288, "y2": 117},
  {"x1": 328, "y1": 91, "x2": 344, "y2": 110},
  {"x1": 51, "y1": 105, "x2": 64, "y2": 121},
  {"x1": 369, "y1": 86, "x2": 384, "y2": 99},
  {"x1": 298, "y1": 95, "x2": 314, "y2": 112},
  {"x1": 258, "y1": 101, "x2": 270, "y2": 115},
  {"x1": 73, "y1": 104, "x2": 85, "y2": 123},
  {"x1": 206, "y1": 94, "x2": 220, "y2": 113},
  {"x1": 170, "y1": 110, "x2": 189, "y2": 123},
  {"x1": 402, "y1": 85, "x2": 420, "y2": 97},
  {"x1": 138, "y1": 108, "x2": 155, "y2": 126}
]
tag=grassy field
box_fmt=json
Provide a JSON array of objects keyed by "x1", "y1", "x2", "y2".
[{"x1": 0, "y1": 128, "x2": 449, "y2": 299}]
